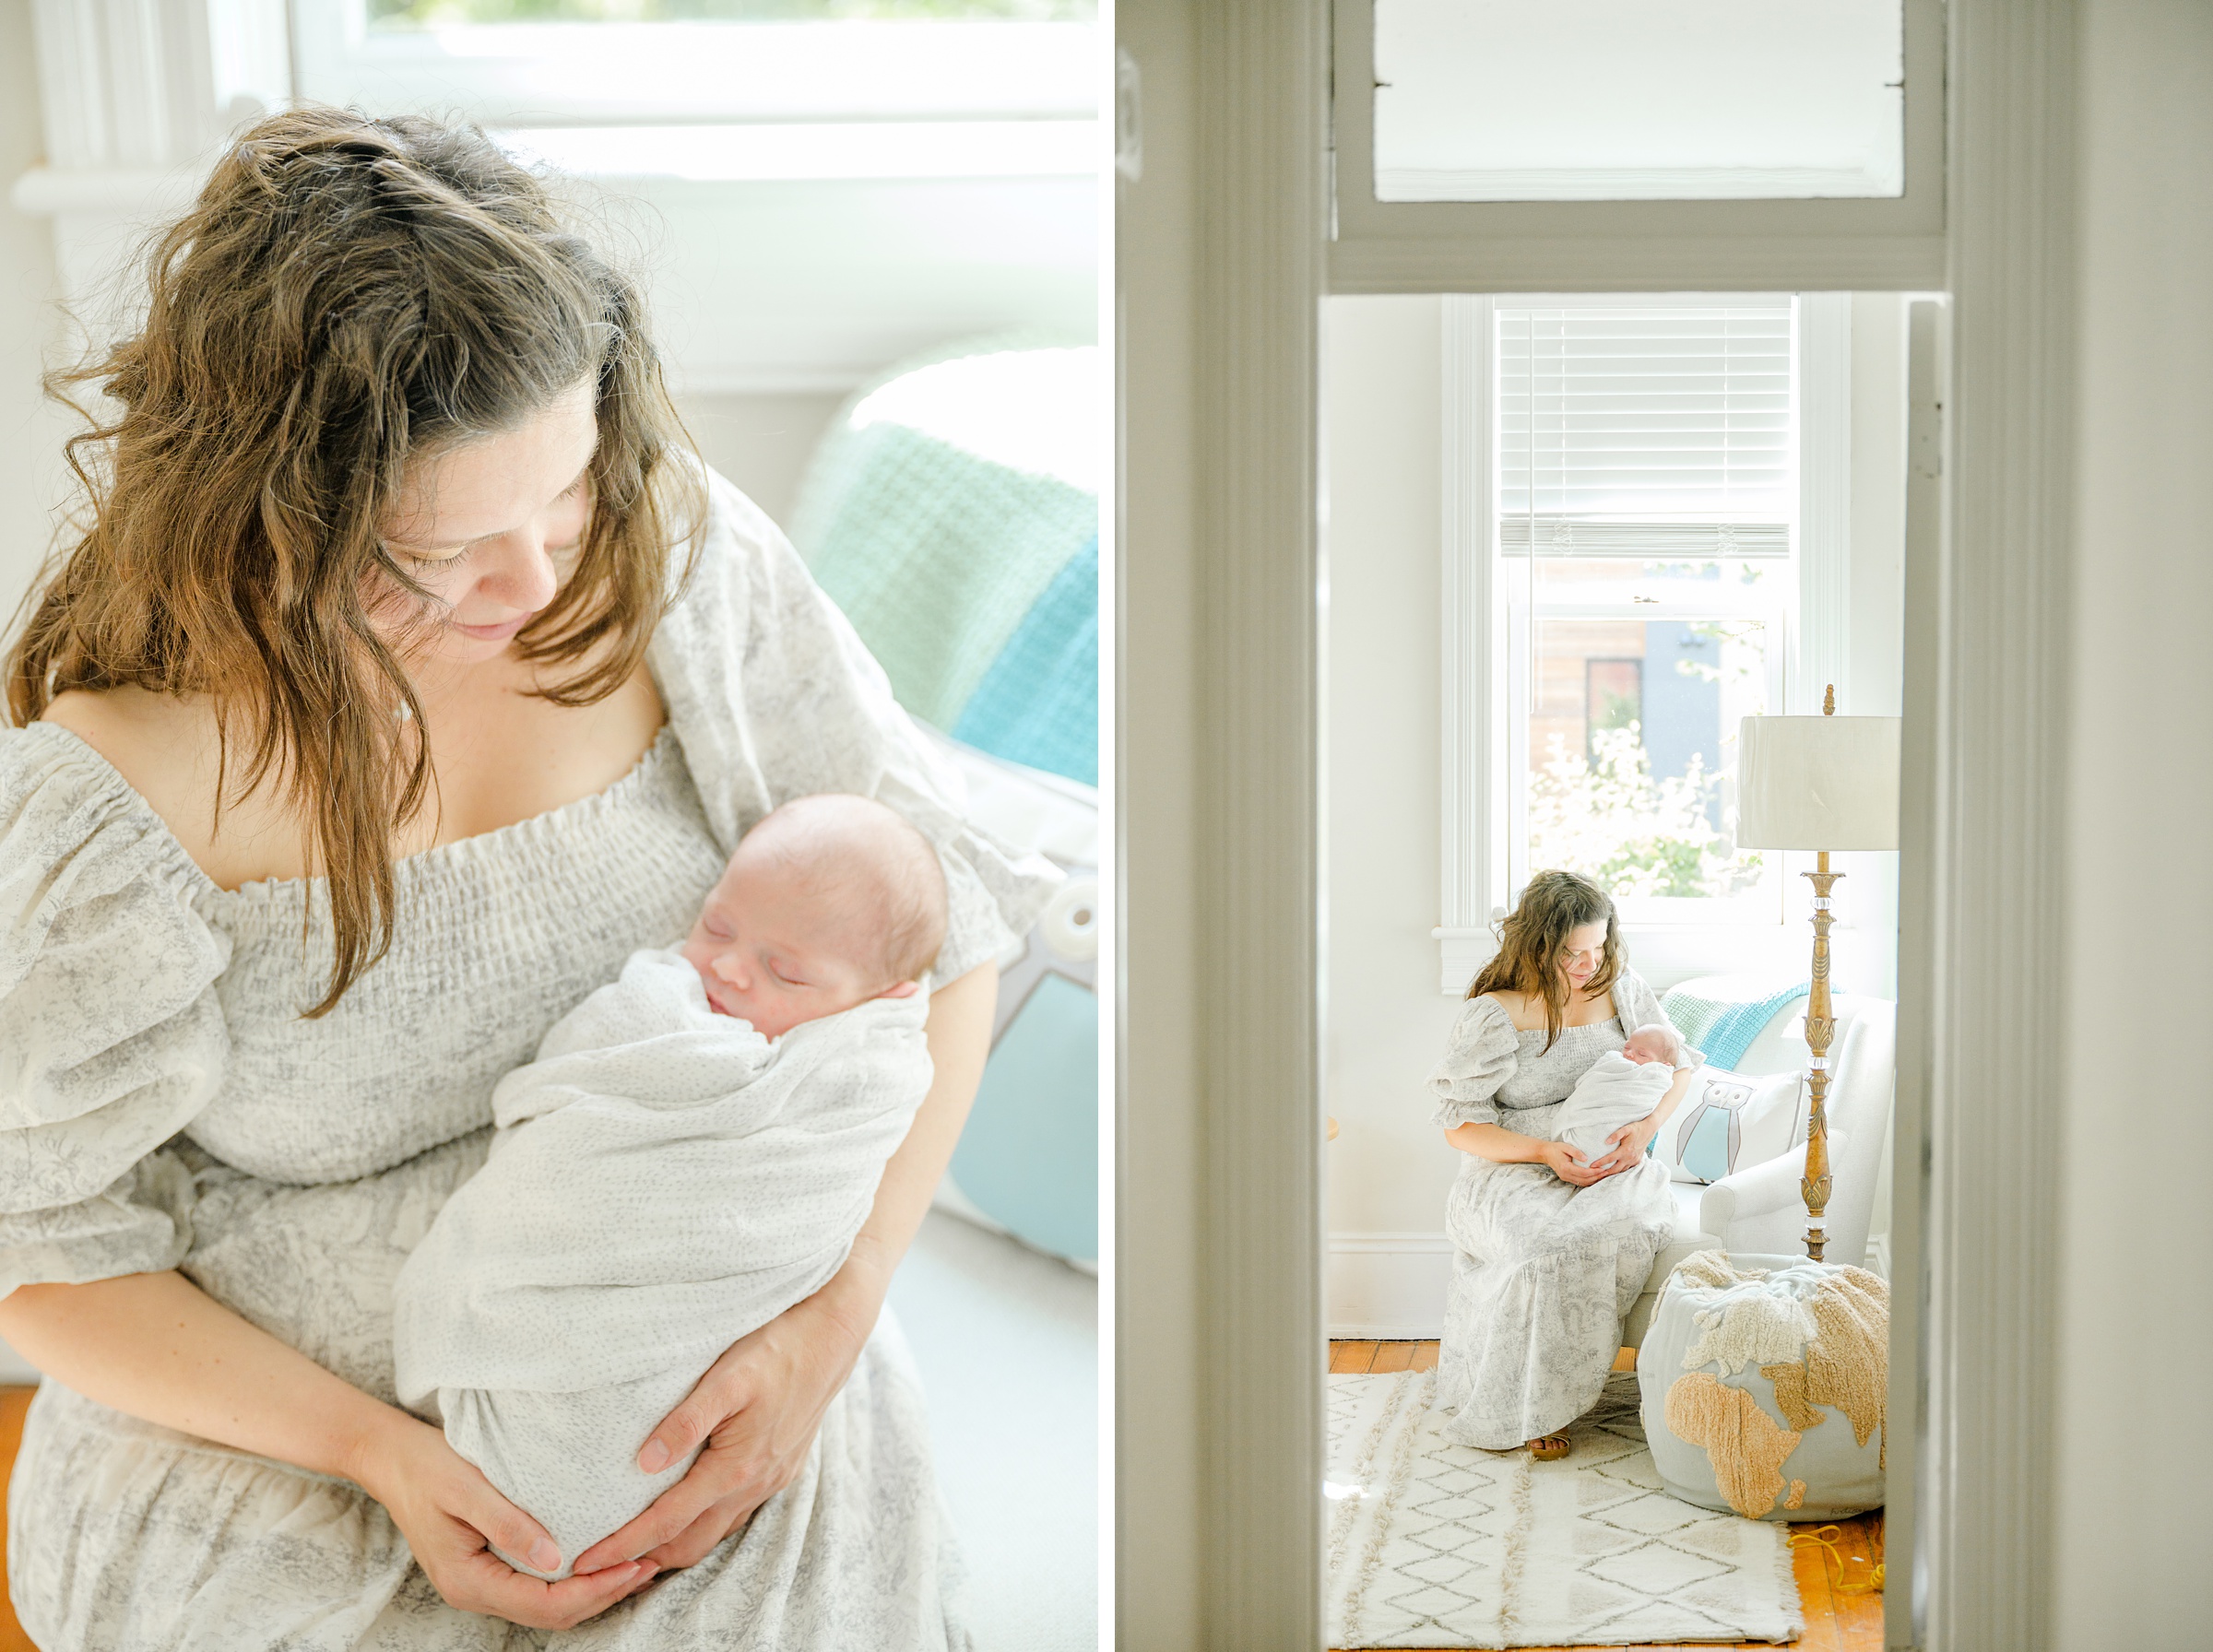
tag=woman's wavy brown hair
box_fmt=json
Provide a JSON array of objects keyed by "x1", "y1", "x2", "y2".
[
  {"x1": 6, "y1": 106, "x2": 704, "y2": 1016},
  {"x1": 1465, "y1": 869, "x2": 1624, "y2": 1053}
]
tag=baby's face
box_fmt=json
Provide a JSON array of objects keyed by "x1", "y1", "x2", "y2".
[
  {"x1": 679, "y1": 855, "x2": 901, "y2": 1040},
  {"x1": 1621, "y1": 1034, "x2": 1673, "y2": 1067}
]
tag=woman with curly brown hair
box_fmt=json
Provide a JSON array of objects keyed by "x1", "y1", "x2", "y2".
[
  {"x1": 1428, "y1": 870, "x2": 1703, "y2": 1460},
  {"x1": 0, "y1": 108, "x2": 1049, "y2": 1649}
]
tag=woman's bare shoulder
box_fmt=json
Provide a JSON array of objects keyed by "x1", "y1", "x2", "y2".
[
  {"x1": 41, "y1": 688, "x2": 216, "y2": 792},
  {"x1": 1474, "y1": 988, "x2": 1542, "y2": 1030},
  {"x1": 39, "y1": 689, "x2": 242, "y2": 866}
]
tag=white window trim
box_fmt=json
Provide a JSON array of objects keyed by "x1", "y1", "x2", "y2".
[
  {"x1": 1436, "y1": 289, "x2": 1853, "y2": 993},
  {"x1": 1328, "y1": 0, "x2": 1947, "y2": 294}
]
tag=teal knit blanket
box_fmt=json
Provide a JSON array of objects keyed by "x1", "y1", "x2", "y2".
[
  {"x1": 1663, "y1": 974, "x2": 1813, "y2": 1072},
  {"x1": 791, "y1": 339, "x2": 1098, "y2": 786}
]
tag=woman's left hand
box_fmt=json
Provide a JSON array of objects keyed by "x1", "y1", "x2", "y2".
[
  {"x1": 570, "y1": 1274, "x2": 877, "y2": 1576},
  {"x1": 1587, "y1": 1116, "x2": 1658, "y2": 1178}
]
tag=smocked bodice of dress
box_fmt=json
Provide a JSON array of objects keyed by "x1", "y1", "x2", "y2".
[
  {"x1": 1426, "y1": 972, "x2": 1698, "y2": 1134},
  {"x1": 189, "y1": 724, "x2": 727, "y2": 1185}
]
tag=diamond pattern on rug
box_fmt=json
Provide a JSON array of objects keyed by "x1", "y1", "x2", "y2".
[{"x1": 1325, "y1": 1373, "x2": 1801, "y2": 1649}]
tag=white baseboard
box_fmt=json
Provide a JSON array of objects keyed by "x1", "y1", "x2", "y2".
[
  {"x1": 1865, "y1": 1231, "x2": 1891, "y2": 1280},
  {"x1": 1326, "y1": 1232, "x2": 1454, "y2": 1340}
]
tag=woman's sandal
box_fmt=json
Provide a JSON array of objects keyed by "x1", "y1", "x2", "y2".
[{"x1": 1528, "y1": 1433, "x2": 1572, "y2": 1461}]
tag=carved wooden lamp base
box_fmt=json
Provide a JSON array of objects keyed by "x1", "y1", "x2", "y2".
[
  {"x1": 1737, "y1": 681, "x2": 1901, "y2": 1268},
  {"x1": 1801, "y1": 853, "x2": 1840, "y2": 1262}
]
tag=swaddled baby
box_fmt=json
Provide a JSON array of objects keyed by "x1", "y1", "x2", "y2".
[
  {"x1": 1549, "y1": 1022, "x2": 1689, "y2": 1163},
  {"x1": 391, "y1": 793, "x2": 947, "y2": 1576}
]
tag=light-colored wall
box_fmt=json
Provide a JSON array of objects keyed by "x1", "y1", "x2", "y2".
[
  {"x1": 0, "y1": 0, "x2": 69, "y2": 624},
  {"x1": 674, "y1": 390, "x2": 844, "y2": 532},
  {"x1": 1321, "y1": 290, "x2": 1909, "y2": 1331},
  {"x1": 2052, "y1": 1, "x2": 2213, "y2": 1641},
  {"x1": 1320, "y1": 295, "x2": 1465, "y2": 1333}
]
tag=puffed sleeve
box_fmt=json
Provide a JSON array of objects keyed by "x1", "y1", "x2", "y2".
[
  {"x1": 648, "y1": 467, "x2": 1061, "y2": 985},
  {"x1": 0, "y1": 726, "x2": 231, "y2": 1296},
  {"x1": 1427, "y1": 995, "x2": 1522, "y2": 1129},
  {"x1": 1615, "y1": 970, "x2": 1706, "y2": 1069}
]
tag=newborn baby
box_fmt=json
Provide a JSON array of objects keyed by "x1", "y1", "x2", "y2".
[
  {"x1": 391, "y1": 793, "x2": 947, "y2": 1575},
  {"x1": 1549, "y1": 1021, "x2": 1689, "y2": 1164}
]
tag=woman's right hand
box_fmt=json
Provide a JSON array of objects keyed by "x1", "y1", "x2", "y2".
[
  {"x1": 350, "y1": 1410, "x2": 660, "y2": 1630},
  {"x1": 1534, "y1": 1139, "x2": 1606, "y2": 1186}
]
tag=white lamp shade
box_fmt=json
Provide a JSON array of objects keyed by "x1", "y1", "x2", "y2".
[{"x1": 1736, "y1": 714, "x2": 1902, "y2": 850}]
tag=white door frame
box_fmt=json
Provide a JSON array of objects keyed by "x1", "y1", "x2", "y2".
[{"x1": 1118, "y1": 1, "x2": 2074, "y2": 1646}]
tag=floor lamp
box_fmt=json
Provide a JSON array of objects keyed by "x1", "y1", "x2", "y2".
[{"x1": 1735, "y1": 687, "x2": 1901, "y2": 1262}]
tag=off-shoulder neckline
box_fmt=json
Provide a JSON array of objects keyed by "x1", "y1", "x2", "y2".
[
  {"x1": 1467, "y1": 984, "x2": 1638, "y2": 1024},
  {"x1": 17, "y1": 718, "x2": 680, "y2": 904}
]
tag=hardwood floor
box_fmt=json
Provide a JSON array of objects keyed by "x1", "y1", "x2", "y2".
[
  {"x1": 1328, "y1": 1342, "x2": 1885, "y2": 1652},
  {"x1": 0, "y1": 1386, "x2": 37, "y2": 1651}
]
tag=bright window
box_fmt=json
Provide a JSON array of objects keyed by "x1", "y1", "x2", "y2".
[
  {"x1": 1438, "y1": 293, "x2": 1850, "y2": 987},
  {"x1": 1498, "y1": 300, "x2": 1793, "y2": 925}
]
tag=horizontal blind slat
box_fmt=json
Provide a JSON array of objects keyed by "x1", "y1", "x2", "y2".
[{"x1": 1497, "y1": 301, "x2": 1795, "y2": 523}]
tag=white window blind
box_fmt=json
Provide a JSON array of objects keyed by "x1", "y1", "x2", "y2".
[{"x1": 1497, "y1": 301, "x2": 1794, "y2": 557}]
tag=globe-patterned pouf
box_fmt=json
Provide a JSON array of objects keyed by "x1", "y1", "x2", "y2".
[{"x1": 1637, "y1": 1250, "x2": 1887, "y2": 1522}]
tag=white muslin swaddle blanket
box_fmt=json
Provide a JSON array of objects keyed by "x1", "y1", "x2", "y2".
[
  {"x1": 1550, "y1": 1049, "x2": 1673, "y2": 1162},
  {"x1": 391, "y1": 947, "x2": 932, "y2": 1575}
]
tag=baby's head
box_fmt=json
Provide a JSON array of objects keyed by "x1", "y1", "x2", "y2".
[
  {"x1": 1621, "y1": 1022, "x2": 1686, "y2": 1068},
  {"x1": 680, "y1": 794, "x2": 948, "y2": 1040}
]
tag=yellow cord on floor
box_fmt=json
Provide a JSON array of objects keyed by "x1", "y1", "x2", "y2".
[{"x1": 1789, "y1": 1523, "x2": 1885, "y2": 1594}]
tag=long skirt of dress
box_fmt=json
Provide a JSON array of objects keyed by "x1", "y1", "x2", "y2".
[
  {"x1": 4, "y1": 1133, "x2": 968, "y2": 1652},
  {"x1": 1434, "y1": 1124, "x2": 1675, "y2": 1451}
]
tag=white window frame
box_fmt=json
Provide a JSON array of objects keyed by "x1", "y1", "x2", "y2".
[
  {"x1": 1436, "y1": 289, "x2": 1852, "y2": 991},
  {"x1": 1329, "y1": 0, "x2": 1947, "y2": 294}
]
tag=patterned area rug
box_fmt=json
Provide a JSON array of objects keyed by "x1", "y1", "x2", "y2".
[{"x1": 1326, "y1": 1372, "x2": 1802, "y2": 1648}]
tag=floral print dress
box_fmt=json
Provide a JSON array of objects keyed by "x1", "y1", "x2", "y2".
[
  {"x1": 1427, "y1": 973, "x2": 1698, "y2": 1449},
  {"x1": 0, "y1": 473, "x2": 1056, "y2": 1652}
]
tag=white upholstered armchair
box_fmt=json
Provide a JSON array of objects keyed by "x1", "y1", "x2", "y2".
[{"x1": 1623, "y1": 992, "x2": 1897, "y2": 1347}]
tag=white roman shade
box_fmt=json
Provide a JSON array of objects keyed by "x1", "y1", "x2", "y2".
[{"x1": 1497, "y1": 302, "x2": 1794, "y2": 557}]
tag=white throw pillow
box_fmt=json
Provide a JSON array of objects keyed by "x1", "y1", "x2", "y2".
[{"x1": 1651, "y1": 1068, "x2": 1808, "y2": 1185}]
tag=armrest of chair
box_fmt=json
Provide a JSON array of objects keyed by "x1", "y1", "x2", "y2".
[{"x1": 1697, "y1": 1131, "x2": 1847, "y2": 1254}]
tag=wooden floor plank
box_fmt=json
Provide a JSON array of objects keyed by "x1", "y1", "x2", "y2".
[
  {"x1": 1331, "y1": 1340, "x2": 1379, "y2": 1375},
  {"x1": 1788, "y1": 1522, "x2": 1844, "y2": 1652},
  {"x1": 1, "y1": 1385, "x2": 39, "y2": 1652},
  {"x1": 1369, "y1": 1340, "x2": 1417, "y2": 1375},
  {"x1": 1410, "y1": 1340, "x2": 1439, "y2": 1372}
]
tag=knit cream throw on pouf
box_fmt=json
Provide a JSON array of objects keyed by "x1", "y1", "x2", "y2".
[{"x1": 1326, "y1": 1372, "x2": 1801, "y2": 1648}]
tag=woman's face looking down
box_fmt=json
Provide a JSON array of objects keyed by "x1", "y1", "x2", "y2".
[
  {"x1": 375, "y1": 380, "x2": 599, "y2": 667},
  {"x1": 1556, "y1": 921, "x2": 1609, "y2": 996}
]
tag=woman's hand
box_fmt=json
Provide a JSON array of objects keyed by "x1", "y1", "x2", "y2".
[
  {"x1": 1586, "y1": 1116, "x2": 1659, "y2": 1178},
  {"x1": 571, "y1": 1275, "x2": 874, "y2": 1575},
  {"x1": 1535, "y1": 1139, "x2": 1607, "y2": 1186},
  {"x1": 350, "y1": 1410, "x2": 658, "y2": 1629}
]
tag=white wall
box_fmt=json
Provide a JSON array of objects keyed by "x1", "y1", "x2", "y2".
[
  {"x1": 676, "y1": 390, "x2": 844, "y2": 531},
  {"x1": 2052, "y1": 1, "x2": 2213, "y2": 1641},
  {"x1": 1320, "y1": 296, "x2": 1465, "y2": 1334},
  {"x1": 0, "y1": 0, "x2": 69, "y2": 625},
  {"x1": 1321, "y1": 290, "x2": 1909, "y2": 1333}
]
